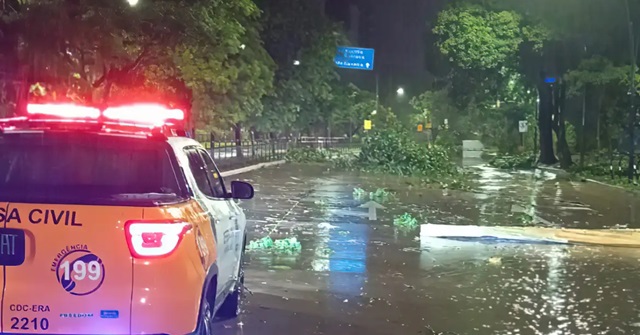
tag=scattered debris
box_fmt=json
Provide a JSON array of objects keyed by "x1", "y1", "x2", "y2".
[
  {"x1": 314, "y1": 199, "x2": 328, "y2": 209},
  {"x1": 394, "y1": 213, "x2": 419, "y2": 230},
  {"x1": 247, "y1": 236, "x2": 302, "y2": 254},
  {"x1": 353, "y1": 187, "x2": 367, "y2": 200},
  {"x1": 353, "y1": 187, "x2": 395, "y2": 203},
  {"x1": 318, "y1": 222, "x2": 338, "y2": 230},
  {"x1": 487, "y1": 256, "x2": 502, "y2": 265},
  {"x1": 424, "y1": 325, "x2": 461, "y2": 335}
]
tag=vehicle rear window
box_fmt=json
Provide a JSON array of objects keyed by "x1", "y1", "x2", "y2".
[{"x1": 0, "y1": 132, "x2": 187, "y2": 205}]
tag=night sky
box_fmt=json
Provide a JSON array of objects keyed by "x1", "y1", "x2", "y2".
[{"x1": 325, "y1": 0, "x2": 446, "y2": 103}]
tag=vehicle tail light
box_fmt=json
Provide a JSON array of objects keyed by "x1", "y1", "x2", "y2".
[
  {"x1": 27, "y1": 103, "x2": 101, "y2": 119},
  {"x1": 125, "y1": 220, "x2": 192, "y2": 258},
  {"x1": 103, "y1": 104, "x2": 185, "y2": 125}
]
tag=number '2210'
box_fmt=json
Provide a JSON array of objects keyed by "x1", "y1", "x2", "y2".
[{"x1": 11, "y1": 317, "x2": 49, "y2": 330}]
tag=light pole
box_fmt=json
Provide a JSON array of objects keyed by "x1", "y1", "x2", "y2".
[
  {"x1": 375, "y1": 73, "x2": 379, "y2": 116},
  {"x1": 578, "y1": 44, "x2": 588, "y2": 168},
  {"x1": 624, "y1": 0, "x2": 637, "y2": 182},
  {"x1": 535, "y1": 96, "x2": 540, "y2": 155}
]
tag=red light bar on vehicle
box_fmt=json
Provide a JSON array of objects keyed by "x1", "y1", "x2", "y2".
[
  {"x1": 103, "y1": 104, "x2": 185, "y2": 125},
  {"x1": 27, "y1": 103, "x2": 101, "y2": 119},
  {"x1": 25, "y1": 103, "x2": 185, "y2": 126}
]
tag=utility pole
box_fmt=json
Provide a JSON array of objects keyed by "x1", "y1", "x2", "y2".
[
  {"x1": 375, "y1": 72, "x2": 379, "y2": 113},
  {"x1": 580, "y1": 87, "x2": 586, "y2": 168},
  {"x1": 625, "y1": 0, "x2": 637, "y2": 182},
  {"x1": 534, "y1": 92, "x2": 539, "y2": 156},
  {"x1": 580, "y1": 44, "x2": 588, "y2": 169}
]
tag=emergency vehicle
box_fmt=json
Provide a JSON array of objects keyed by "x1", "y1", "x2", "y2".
[{"x1": 0, "y1": 103, "x2": 254, "y2": 335}]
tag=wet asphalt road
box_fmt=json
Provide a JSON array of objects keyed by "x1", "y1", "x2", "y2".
[{"x1": 213, "y1": 163, "x2": 640, "y2": 335}]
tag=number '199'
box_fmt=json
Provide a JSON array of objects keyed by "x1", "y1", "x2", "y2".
[{"x1": 60, "y1": 260, "x2": 101, "y2": 281}]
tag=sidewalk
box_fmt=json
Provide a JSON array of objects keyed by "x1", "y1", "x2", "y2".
[
  {"x1": 537, "y1": 165, "x2": 636, "y2": 192},
  {"x1": 220, "y1": 160, "x2": 286, "y2": 177}
]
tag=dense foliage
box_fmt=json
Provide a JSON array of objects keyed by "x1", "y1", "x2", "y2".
[
  {"x1": 358, "y1": 127, "x2": 459, "y2": 177},
  {"x1": 488, "y1": 154, "x2": 537, "y2": 170},
  {"x1": 0, "y1": 0, "x2": 380, "y2": 139},
  {"x1": 412, "y1": 0, "x2": 640, "y2": 173}
]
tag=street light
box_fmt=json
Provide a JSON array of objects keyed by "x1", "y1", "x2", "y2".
[
  {"x1": 624, "y1": 0, "x2": 637, "y2": 182},
  {"x1": 240, "y1": 44, "x2": 246, "y2": 50},
  {"x1": 371, "y1": 110, "x2": 377, "y2": 116},
  {"x1": 396, "y1": 87, "x2": 405, "y2": 96},
  {"x1": 127, "y1": 0, "x2": 139, "y2": 6},
  {"x1": 293, "y1": 60, "x2": 300, "y2": 66}
]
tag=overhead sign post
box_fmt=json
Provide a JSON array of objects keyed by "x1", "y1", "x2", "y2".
[
  {"x1": 334, "y1": 46, "x2": 376, "y2": 136},
  {"x1": 334, "y1": 46, "x2": 375, "y2": 71}
]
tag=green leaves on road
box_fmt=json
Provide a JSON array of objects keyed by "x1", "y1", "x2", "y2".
[
  {"x1": 352, "y1": 187, "x2": 395, "y2": 204},
  {"x1": 393, "y1": 213, "x2": 419, "y2": 231},
  {"x1": 247, "y1": 236, "x2": 302, "y2": 254}
]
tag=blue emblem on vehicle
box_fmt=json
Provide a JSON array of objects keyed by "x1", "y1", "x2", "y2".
[{"x1": 100, "y1": 310, "x2": 119, "y2": 319}]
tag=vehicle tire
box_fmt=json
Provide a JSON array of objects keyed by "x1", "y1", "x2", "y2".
[
  {"x1": 197, "y1": 297, "x2": 213, "y2": 335},
  {"x1": 217, "y1": 251, "x2": 245, "y2": 319}
]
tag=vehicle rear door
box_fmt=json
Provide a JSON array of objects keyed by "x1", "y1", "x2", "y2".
[
  {"x1": 0, "y1": 132, "x2": 183, "y2": 334},
  {"x1": 2, "y1": 203, "x2": 141, "y2": 334}
]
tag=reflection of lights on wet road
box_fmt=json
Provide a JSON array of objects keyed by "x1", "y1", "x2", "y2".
[
  {"x1": 328, "y1": 223, "x2": 368, "y2": 296},
  {"x1": 308, "y1": 179, "x2": 369, "y2": 297},
  {"x1": 545, "y1": 248, "x2": 570, "y2": 332},
  {"x1": 311, "y1": 230, "x2": 330, "y2": 272},
  {"x1": 310, "y1": 211, "x2": 369, "y2": 296}
]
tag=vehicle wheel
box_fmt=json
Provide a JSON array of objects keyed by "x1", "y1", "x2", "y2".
[
  {"x1": 197, "y1": 298, "x2": 213, "y2": 335},
  {"x1": 217, "y1": 252, "x2": 245, "y2": 319}
]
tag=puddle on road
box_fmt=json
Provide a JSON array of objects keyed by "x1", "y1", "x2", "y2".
[{"x1": 224, "y1": 163, "x2": 640, "y2": 334}]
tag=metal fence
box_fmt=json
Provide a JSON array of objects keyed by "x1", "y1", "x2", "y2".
[
  {"x1": 207, "y1": 140, "x2": 290, "y2": 171},
  {"x1": 199, "y1": 136, "x2": 361, "y2": 171}
]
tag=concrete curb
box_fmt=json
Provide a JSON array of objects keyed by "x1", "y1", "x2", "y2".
[
  {"x1": 536, "y1": 165, "x2": 572, "y2": 180},
  {"x1": 584, "y1": 178, "x2": 626, "y2": 190},
  {"x1": 538, "y1": 166, "x2": 634, "y2": 192},
  {"x1": 220, "y1": 160, "x2": 286, "y2": 177}
]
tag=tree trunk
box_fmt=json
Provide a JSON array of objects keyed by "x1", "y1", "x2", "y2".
[
  {"x1": 102, "y1": 81, "x2": 112, "y2": 104},
  {"x1": 537, "y1": 78, "x2": 557, "y2": 165},
  {"x1": 596, "y1": 113, "x2": 601, "y2": 151},
  {"x1": 234, "y1": 123, "x2": 243, "y2": 158},
  {"x1": 554, "y1": 81, "x2": 572, "y2": 169},
  {"x1": 269, "y1": 132, "x2": 276, "y2": 156},
  {"x1": 595, "y1": 87, "x2": 605, "y2": 151}
]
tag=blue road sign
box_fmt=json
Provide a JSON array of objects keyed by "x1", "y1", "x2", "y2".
[{"x1": 334, "y1": 46, "x2": 375, "y2": 71}]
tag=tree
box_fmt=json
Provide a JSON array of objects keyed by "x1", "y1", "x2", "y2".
[
  {"x1": 333, "y1": 83, "x2": 377, "y2": 136},
  {"x1": 258, "y1": 0, "x2": 349, "y2": 136},
  {"x1": 0, "y1": 0, "x2": 275, "y2": 140},
  {"x1": 565, "y1": 56, "x2": 640, "y2": 152},
  {"x1": 430, "y1": 0, "x2": 640, "y2": 166},
  {"x1": 488, "y1": 0, "x2": 640, "y2": 168},
  {"x1": 2, "y1": 0, "x2": 193, "y2": 104},
  {"x1": 434, "y1": 4, "x2": 522, "y2": 71},
  {"x1": 431, "y1": 2, "x2": 540, "y2": 153}
]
